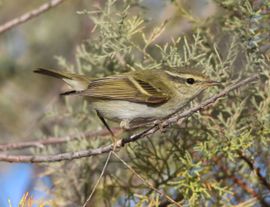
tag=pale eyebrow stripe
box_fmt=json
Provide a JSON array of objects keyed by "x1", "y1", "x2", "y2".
[
  {"x1": 164, "y1": 70, "x2": 181, "y2": 77},
  {"x1": 164, "y1": 70, "x2": 186, "y2": 83},
  {"x1": 164, "y1": 70, "x2": 203, "y2": 83}
]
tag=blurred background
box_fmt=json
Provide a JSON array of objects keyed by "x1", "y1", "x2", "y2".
[
  {"x1": 0, "y1": 0, "x2": 93, "y2": 139},
  {"x1": 0, "y1": 1, "x2": 94, "y2": 205}
]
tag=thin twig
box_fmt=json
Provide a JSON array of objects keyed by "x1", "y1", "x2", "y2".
[
  {"x1": 82, "y1": 152, "x2": 112, "y2": 207},
  {"x1": 0, "y1": 0, "x2": 67, "y2": 35},
  {"x1": 0, "y1": 74, "x2": 259, "y2": 163},
  {"x1": 112, "y1": 152, "x2": 182, "y2": 207}
]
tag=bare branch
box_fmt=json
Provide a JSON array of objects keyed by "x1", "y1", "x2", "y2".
[
  {"x1": 0, "y1": 0, "x2": 67, "y2": 35},
  {"x1": 0, "y1": 74, "x2": 259, "y2": 163},
  {"x1": 0, "y1": 128, "x2": 120, "y2": 151}
]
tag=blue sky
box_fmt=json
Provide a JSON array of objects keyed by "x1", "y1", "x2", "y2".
[{"x1": 0, "y1": 164, "x2": 51, "y2": 207}]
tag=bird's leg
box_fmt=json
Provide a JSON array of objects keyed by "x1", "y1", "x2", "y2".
[
  {"x1": 96, "y1": 110, "x2": 117, "y2": 150},
  {"x1": 96, "y1": 110, "x2": 114, "y2": 136}
]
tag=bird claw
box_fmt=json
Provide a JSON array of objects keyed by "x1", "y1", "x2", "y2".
[{"x1": 120, "y1": 119, "x2": 132, "y2": 130}]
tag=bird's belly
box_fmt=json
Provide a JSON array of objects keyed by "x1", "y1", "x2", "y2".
[{"x1": 91, "y1": 100, "x2": 166, "y2": 121}]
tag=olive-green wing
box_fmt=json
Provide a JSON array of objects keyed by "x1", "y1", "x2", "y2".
[{"x1": 78, "y1": 76, "x2": 170, "y2": 105}]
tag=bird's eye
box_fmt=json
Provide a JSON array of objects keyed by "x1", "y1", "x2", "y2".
[{"x1": 186, "y1": 78, "x2": 195, "y2": 85}]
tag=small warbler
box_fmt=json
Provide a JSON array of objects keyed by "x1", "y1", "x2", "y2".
[{"x1": 34, "y1": 68, "x2": 219, "y2": 129}]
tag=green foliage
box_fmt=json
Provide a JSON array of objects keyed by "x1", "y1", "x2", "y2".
[
  {"x1": 35, "y1": 0, "x2": 270, "y2": 206},
  {"x1": 215, "y1": 0, "x2": 270, "y2": 53}
]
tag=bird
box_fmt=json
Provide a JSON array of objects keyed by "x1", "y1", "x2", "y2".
[{"x1": 34, "y1": 67, "x2": 219, "y2": 132}]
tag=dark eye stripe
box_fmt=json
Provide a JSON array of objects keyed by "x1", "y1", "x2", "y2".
[{"x1": 164, "y1": 71, "x2": 205, "y2": 85}]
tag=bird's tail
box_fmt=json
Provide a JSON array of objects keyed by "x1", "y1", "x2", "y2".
[
  {"x1": 34, "y1": 68, "x2": 91, "y2": 94},
  {"x1": 34, "y1": 68, "x2": 82, "y2": 80}
]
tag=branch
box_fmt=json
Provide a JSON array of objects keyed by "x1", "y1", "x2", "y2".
[
  {"x1": 0, "y1": 74, "x2": 259, "y2": 163},
  {"x1": 215, "y1": 158, "x2": 259, "y2": 198},
  {"x1": 214, "y1": 156, "x2": 269, "y2": 207},
  {"x1": 0, "y1": 0, "x2": 67, "y2": 35},
  {"x1": 0, "y1": 128, "x2": 120, "y2": 151},
  {"x1": 238, "y1": 151, "x2": 270, "y2": 191}
]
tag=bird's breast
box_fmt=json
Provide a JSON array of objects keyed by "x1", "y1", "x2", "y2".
[{"x1": 90, "y1": 98, "x2": 184, "y2": 122}]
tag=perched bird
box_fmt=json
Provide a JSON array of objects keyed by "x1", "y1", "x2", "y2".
[{"x1": 34, "y1": 68, "x2": 219, "y2": 131}]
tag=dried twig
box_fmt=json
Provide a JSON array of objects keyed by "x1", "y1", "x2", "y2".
[
  {"x1": 0, "y1": 74, "x2": 259, "y2": 163},
  {"x1": 82, "y1": 151, "x2": 113, "y2": 207},
  {"x1": 0, "y1": 0, "x2": 67, "y2": 35}
]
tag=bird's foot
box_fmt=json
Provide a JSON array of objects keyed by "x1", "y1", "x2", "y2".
[{"x1": 120, "y1": 119, "x2": 132, "y2": 130}]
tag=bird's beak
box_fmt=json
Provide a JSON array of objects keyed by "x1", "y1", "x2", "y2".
[{"x1": 205, "y1": 80, "x2": 222, "y2": 86}]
